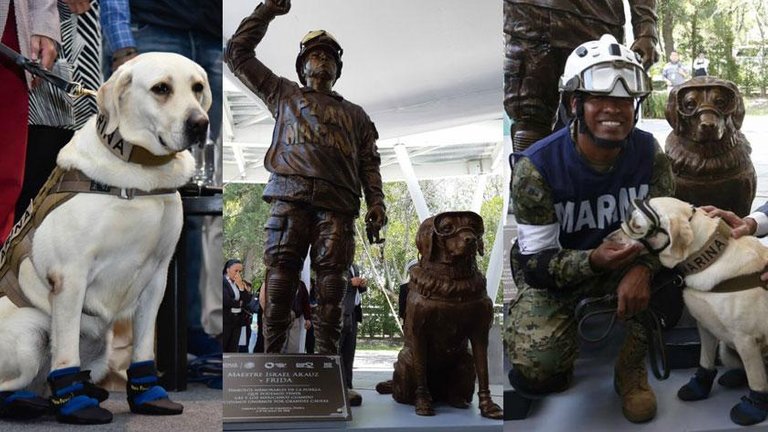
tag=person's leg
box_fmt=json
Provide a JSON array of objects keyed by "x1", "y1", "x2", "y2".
[
  {"x1": 339, "y1": 324, "x2": 354, "y2": 388},
  {"x1": 0, "y1": 10, "x2": 29, "y2": 241},
  {"x1": 15, "y1": 126, "x2": 73, "y2": 223},
  {"x1": 311, "y1": 211, "x2": 355, "y2": 355},
  {"x1": 506, "y1": 286, "x2": 578, "y2": 395},
  {"x1": 263, "y1": 201, "x2": 310, "y2": 353},
  {"x1": 190, "y1": 31, "x2": 222, "y2": 141}
]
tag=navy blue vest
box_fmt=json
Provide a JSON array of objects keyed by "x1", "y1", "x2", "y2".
[{"x1": 518, "y1": 126, "x2": 655, "y2": 250}]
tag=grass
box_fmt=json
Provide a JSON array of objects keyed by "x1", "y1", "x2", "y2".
[
  {"x1": 357, "y1": 338, "x2": 403, "y2": 351},
  {"x1": 746, "y1": 97, "x2": 768, "y2": 115}
]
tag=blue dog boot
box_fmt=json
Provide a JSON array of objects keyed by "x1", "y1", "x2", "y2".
[
  {"x1": 48, "y1": 367, "x2": 112, "y2": 424},
  {"x1": 678, "y1": 367, "x2": 717, "y2": 401},
  {"x1": 0, "y1": 390, "x2": 50, "y2": 420},
  {"x1": 719, "y1": 368, "x2": 748, "y2": 389},
  {"x1": 731, "y1": 390, "x2": 768, "y2": 426},
  {"x1": 127, "y1": 361, "x2": 183, "y2": 415}
]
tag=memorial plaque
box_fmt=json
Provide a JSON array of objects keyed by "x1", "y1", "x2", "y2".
[{"x1": 223, "y1": 353, "x2": 350, "y2": 430}]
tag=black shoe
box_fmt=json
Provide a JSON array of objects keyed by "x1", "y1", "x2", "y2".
[{"x1": 48, "y1": 367, "x2": 112, "y2": 425}]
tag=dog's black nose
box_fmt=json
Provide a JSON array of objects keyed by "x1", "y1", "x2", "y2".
[{"x1": 185, "y1": 112, "x2": 209, "y2": 147}]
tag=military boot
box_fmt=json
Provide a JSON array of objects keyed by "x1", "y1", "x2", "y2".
[{"x1": 614, "y1": 329, "x2": 656, "y2": 423}]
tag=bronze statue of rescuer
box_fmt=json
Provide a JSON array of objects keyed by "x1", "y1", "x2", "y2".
[
  {"x1": 504, "y1": 0, "x2": 659, "y2": 152},
  {"x1": 225, "y1": 0, "x2": 387, "y2": 355}
]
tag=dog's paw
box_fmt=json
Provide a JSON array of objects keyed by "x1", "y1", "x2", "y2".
[
  {"x1": 127, "y1": 361, "x2": 183, "y2": 416},
  {"x1": 414, "y1": 393, "x2": 435, "y2": 416},
  {"x1": 479, "y1": 399, "x2": 503, "y2": 420},
  {"x1": 375, "y1": 380, "x2": 393, "y2": 394},
  {"x1": 48, "y1": 367, "x2": 112, "y2": 425},
  {"x1": 719, "y1": 368, "x2": 748, "y2": 389},
  {"x1": 678, "y1": 367, "x2": 717, "y2": 401},
  {"x1": 731, "y1": 390, "x2": 768, "y2": 426},
  {"x1": 0, "y1": 391, "x2": 50, "y2": 420}
]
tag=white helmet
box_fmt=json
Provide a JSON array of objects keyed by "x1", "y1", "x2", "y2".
[{"x1": 559, "y1": 34, "x2": 651, "y2": 98}]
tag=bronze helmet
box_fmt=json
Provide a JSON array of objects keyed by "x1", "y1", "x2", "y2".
[{"x1": 295, "y1": 30, "x2": 343, "y2": 86}]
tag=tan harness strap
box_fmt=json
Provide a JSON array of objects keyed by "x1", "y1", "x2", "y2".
[
  {"x1": 54, "y1": 169, "x2": 177, "y2": 198},
  {"x1": 708, "y1": 272, "x2": 767, "y2": 294},
  {"x1": 676, "y1": 219, "x2": 732, "y2": 276},
  {"x1": 0, "y1": 167, "x2": 178, "y2": 308}
]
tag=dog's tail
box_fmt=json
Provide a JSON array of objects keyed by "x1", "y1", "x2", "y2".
[{"x1": 375, "y1": 380, "x2": 394, "y2": 394}]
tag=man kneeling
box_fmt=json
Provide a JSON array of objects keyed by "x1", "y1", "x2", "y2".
[{"x1": 504, "y1": 35, "x2": 675, "y2": 423}]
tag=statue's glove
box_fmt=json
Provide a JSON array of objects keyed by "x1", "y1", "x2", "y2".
[
  {"x1": 630, "y1": 36, "x2": 659, "y2": 71},
  {"x1": 264, "y1": 0, "x2": 290, "y2": 15},
  {"x1": 365, "y1": 205, "x2": 387, "y2": 244}
]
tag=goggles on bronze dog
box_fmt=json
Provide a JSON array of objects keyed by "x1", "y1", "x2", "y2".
[
  {"x1": 675, "y1": 86, "x2": 737, "y2": 118},
  {"x1": 432, "y1": 212, "x2": 482, "y2": 238}
]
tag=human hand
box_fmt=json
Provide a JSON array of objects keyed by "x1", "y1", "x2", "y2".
[
  {"x1": 111, "y1": 47, "x2": 138, "y2": 72},
  {"x1": 265, "y1": 0, "x2": 290, "y2": 15},
  {"x1": 630, "y1": 36, "x2": 659, "y2": 70},
  {"x1": 699, "y1": 205, "x2": 756, "y2": 239},
  {"x1": 616, "y1": 265, "x2": 651, "y2": 320},
  {"x1": 351, "y1": 276, "x2": 366, "y2": 287},
  {"x1": 63, "y1": 0, "x2": 91, "y2": 14},
  {"x1": 589, "y1": 240, "x2": 644, "y2": 271},
  {"x1": 29, "y1": 35, "x2": 57, "y2": 87},
  {"x1": 304, "y1": 319, "x2": 312, "y2": 330},
  {"x1": 365, "y1": 205, "x2": 387, "y2": 244}
]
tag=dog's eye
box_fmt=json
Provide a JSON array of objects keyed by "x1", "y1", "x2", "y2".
[
  {"x1": 684, "y1": 100, "x2": 697, "y2": 111},
  {"x1": 192, "y1": 82, "x2": 204, "y2": 93},
  {"x1": 151, "y1": 83, "x2": 171, "y2": 95},
  {"x1": 714, "y1": 97, "x2": 726, "y2": 108}
]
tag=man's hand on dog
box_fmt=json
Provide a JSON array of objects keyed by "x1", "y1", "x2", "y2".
[
  {"x1": 701, "y1": 205, "x2": 757, "y2": 238},
  {"x1": 616, "y1": 265, "x2": 652, "y2": 320},
  {"x1": 589, "y1": 239, "x2": 644, "y2": 271},
  {"x1": 701, "y1": 205, "x2": 768, "y2": 282}
]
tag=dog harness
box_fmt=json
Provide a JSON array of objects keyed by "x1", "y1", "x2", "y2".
[
  {"x1": 0, "y1": 167, "x2": 176, "y2": 308},
  {"x1": 627, "y1": 200, "x2": 767, "y2": 293}
]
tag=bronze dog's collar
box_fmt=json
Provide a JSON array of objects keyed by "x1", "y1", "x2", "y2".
[
  {"x1": 675, "y1": 218, "x2": 732, "y2": 276},
  {"x1": 408, "y1": 264, "x2": 487, "y2": 302},
  {"x1": 96, "y1": 114, "x2": 177, "y2": 167}
]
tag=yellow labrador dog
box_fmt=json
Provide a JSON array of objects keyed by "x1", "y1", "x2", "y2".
[
  {"x1": 617, "y1": 196, "x2": 768, "y2": 426},
  {"x1": 0, "y1": 52, "x2": 210, "y2": 425}
]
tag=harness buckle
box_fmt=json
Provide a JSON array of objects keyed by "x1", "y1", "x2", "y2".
[{"x1": 119, "y1": 188, "x2": 135, "y2": 200}]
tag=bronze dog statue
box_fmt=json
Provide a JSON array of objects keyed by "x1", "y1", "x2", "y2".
[
  {"x1": 376, "y1": 211, "x2": 502, "y2": 419},
  {"x1": 665, "y1": 76, "x2": 756, "y2": 216}
]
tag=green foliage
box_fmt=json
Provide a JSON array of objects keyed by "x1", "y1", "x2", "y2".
[
  {"x1": 222, "y1": 176, "x2": 505, "y2": 338},
  {"x1": 222, "y1": 183, "x2": 269, "y2": 287},
  {"x1": 641, "y1": 91, "x2": 669, "y2": 119}
]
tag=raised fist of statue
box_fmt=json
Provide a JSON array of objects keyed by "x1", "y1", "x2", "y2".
[
  {"x1": 265, "y1": 0, "x2": 290, "y2": 15},
  {"x1": 365, "y1": 205, "x2": 387, "y2": 244},
  {"x1": 630, "y1": 36, "x2": 659, "y2": 71}
]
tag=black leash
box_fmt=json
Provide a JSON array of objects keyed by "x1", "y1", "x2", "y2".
[
  {"x1": 575, "y1": 271, "x2": 685, "y2": 380},
  {"x1": 0, "y1": 42, "x2": 96, "y2": 98}
]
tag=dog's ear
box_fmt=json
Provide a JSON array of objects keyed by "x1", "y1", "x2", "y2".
[
  {"x1": 725, "y1": 80, "x2": 746, "y2": 130},
  {"x1": 97, "y1": 65, "x2": 133, "y2": 134},
  {"x1": 665, "y1": 85, "x2": 681, "y2": 135},
  {"x1": 416, "y1": 217, "x2": 435, "y2": 262},
  {"x1": 477, "y1": 237, "x2": 485, "y2": 257},
  {"x1": 195, "y1": 63, "x2": 213, "y2": 112},
  {"x1": 663, "y1": 214, "x2": 695, "y2": 266}
]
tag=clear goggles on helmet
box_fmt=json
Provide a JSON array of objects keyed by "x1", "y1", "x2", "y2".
[{"x1": 574, "y1": 61, "x2": 651, "y2": 97}]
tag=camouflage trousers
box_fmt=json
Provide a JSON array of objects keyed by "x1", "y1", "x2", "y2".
[{"x1": 504, "y1": 269, "x2": 646, "y2": 384}]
